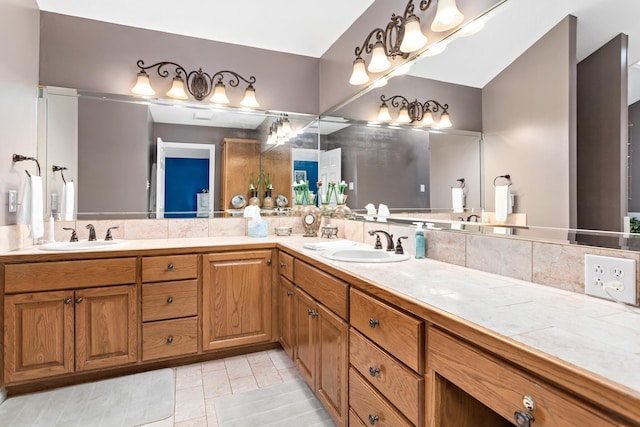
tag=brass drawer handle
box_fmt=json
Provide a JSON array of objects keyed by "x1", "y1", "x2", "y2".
[
  {"x1": 287, "y1": 291, "x2": 293, "y2": 296},
  {"x1": 167, "y1": 297, "x2": 173, "y2": 304},
  {"x1": 75, "y1": 297, "x2": 83, "y2": 304},
  {"x1": 167, "y1": 336, "x2": 174, "y2": 344},
  {"x1": 64, "y1": 297, "x2": 72, "y2": 305},
  {"x1": 369, "y1": 366, "x2": 380, "y2": 377},
  {"x1": 369, "y1": 318, "x2": 380, "y2": 328},
  {"x1": 167, "y1": 263, "x2": 174, "y2": 270},
  {"x1": 514, "y1": 410, "x2": 534, "y2": 427},
  {"x1": 368, "y1": 414, "x2": 379, "y2": 425}
]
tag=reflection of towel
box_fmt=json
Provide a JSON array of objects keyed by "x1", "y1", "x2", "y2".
[
  {"x1": 17, "y1": 176, "x2": 44, "y2": 239},
  {"x1": 303, "y1": 240, "x2": 357, "y2": 251},
  {"x1": 61, "y1": 181, "x2": 74, "y2": 221},
  {"x1": 377, "y1": 204, "x2": 390, "y2": 222},
  {"x1": 452, "y1": 187, "x2": 464, "y2": 213},
  {"x1": 495, "y1": 185, "x2": 511, "y2": 222}
]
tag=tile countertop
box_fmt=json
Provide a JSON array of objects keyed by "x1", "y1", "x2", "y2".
[
  {"x1": 277, "y1": 238, "x2": 640, "y2": 400},
  {"x1": 3, "y1": 236, "x2": 640, "y2": 401}
]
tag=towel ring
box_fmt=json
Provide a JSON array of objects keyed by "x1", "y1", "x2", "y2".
[
  {"x1": 12, "y1": 154, "x2": 41, "y2": 177},
  {"x1": 52, "y1": 165, "x2": 68, "y2": 184},
  {"x1": 493, "y1": 174, "x2": 512, "y2": 187}
]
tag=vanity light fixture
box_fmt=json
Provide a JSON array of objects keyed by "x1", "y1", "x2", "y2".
[
  {"x1": 378, "y1": 94, "x2": 452, "y2": 128},
  {"x1": 266, "y1": 114, "x2": 293, "y2": 145},
  {"x1": 131, "y1": 60, "x2": 259, "y2": 107},
  {"x1": 349, "y1": 0, "x2": 464, "y2": 85}
]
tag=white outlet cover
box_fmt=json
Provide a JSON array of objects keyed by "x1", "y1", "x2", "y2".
[{"x1": 585, "y1": 254, "x2": 637, "y2": 305}]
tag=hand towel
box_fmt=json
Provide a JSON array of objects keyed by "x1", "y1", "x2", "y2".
[
  {"x1": 17, "y1": 176, "x2": 44, "y2": 239},
  {"x1": 451, "y1": 187, "x2": 464, "y2": 213},
  {"x1": 61, "y1": 181, "x2": 75, "y2": 221},
  {"x1": 377, "y1": 204, "x2": 390, "y2": 222},
  {"x1": 495, "y1": 184, "x2": 511, "y2": 222},
  {"x1": 303, "y1": 240, "x2": 357, "y2": 251}
]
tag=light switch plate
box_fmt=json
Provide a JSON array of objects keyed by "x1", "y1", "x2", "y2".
[
  {"x1": 585, "y1": 254, "x2": 637, "y2": 305},
  {"x1": 8, "y1": 190, "x2": 17, "y2": 213}
]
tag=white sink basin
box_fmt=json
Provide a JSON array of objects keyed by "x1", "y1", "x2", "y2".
[
  {"x1": 321, "y1": 247, "x2": 410, "y2": 263},
  {"x1": 39, "y1": 240, "x2": 126, "y2": 251}
]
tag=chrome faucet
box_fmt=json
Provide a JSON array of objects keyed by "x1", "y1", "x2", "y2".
[
  {"x1": 86, "y1": 224, "x2": 96, "y2": 241},
  {"x1": 368, "y1": 230, "x2": 394, "y2": 251}
]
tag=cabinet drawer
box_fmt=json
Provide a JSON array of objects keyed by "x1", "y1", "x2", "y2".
[
  {"x1": 294, "y1": 259, "x2": 348, "y2": 320},
  {"x1": 428, "y1": 328, "x2": 619, "y2": 427},
  {"x1": 349, "y1": 408, "x2": 368, "y2": 427},
  {"x1": 5, "y1": 258, "x2": 136, "y2": 293},
  {"x1": 279, "y1": 251, "x2": 294, "y2": 281},
  {"x1": 349, "y1": 368, "x2": 413, "y2": 427},
  {"x1": 142, "y1": 280, "x2": 198, "y2": 321},
  {"x1": 350, "y1": 288, "x2": 424, "y2": 373},
  {"x1": 142, "y1": 254, "x2": 198, "y2": 282},
  {"x1": 350, "y1": 329, "x2": 423, "y2": 425},
  {"x1": 142, "y1": 317, "x2": 198, "y2": 361}
]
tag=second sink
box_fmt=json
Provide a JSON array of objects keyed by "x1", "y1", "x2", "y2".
[{"x1": 321, "y1": 247, "x2": 410, "y2": 263}]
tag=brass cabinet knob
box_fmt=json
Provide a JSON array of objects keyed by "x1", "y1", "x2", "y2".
[
  {"x1": 167, "y1": 336, "x2": 174, "y2": 344},
  {"x1": 369, "y1": 318, "x2": 380, "y2": 328},
  {"x1": 75, "y1": 297, "x2": 83, "y2": 304},
  {"x1": 167, "y1": 263, "x2": 174, "y2": 270},
  {"x1": 167, "y1": 297, "x2": 173, "y2": 304}
]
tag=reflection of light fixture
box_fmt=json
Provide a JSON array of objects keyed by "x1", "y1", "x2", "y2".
[
  {"x1": 350, "y1": 0, "x2": 465, "y2": 85},
  {"x1": 423, "y1": 41, "x2": 448, "y2": 57},
  {"x1": 458, "y1": 19, "x2": 485, "y2": 37},
  {"x1": 131, "y1": 60, "x2": 259, "y2": 107},
  {"x1": 378, "y1": 94, "x2": 452, "y2": 128},
  {"x1": 266, "y1": 114, "x2": 294, "y2": 145}
]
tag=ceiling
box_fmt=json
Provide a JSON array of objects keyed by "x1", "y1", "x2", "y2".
[{"x1": 37, "y1": 0, "x2": 640, "y2": 103}]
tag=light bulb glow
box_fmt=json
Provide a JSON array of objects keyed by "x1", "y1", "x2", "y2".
[
  {"x1": 397, "y1": 106, "x2": 412, "y2": 123},
  {"x1": 422, "y1": 111, "x2": 434, "y2": 126},
  {"x1": 166, "y1": 76, "x2": 189, "y2": 100},
  {"x1": 131, "y1": 71, "x2": 156, "y2": 96},
  {"x1": 377, "y1": 103, "x2": 392, "y2": 121},
  {"x1": 368, "y1": 41, "x2": 391, "y2": 73},
  {"x1": 439, "y1": 111, "x2": 453, "y2": 128},
  {"x1": 210, "y1": 82, "x2": 230, "y2": 104},
  {"x1": 431, "y1": 0, "x2": 464, "y2": 32},
  {"x1": 241, "y1": 85, "x2": 259, "y2": 108},
  {"x1": 349, "y1": 57, "x2": 369, "y2": 85},
  {"x1": 400, "y1": 15, "x2": 427, "y2": 52}
]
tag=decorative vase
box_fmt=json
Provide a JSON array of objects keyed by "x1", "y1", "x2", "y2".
[
  {"x1": 262, "y1": 189, "x2": 274, "y2": 210},
  {"x1": 332, "y1": 203, "x2": 351, "y2": 219},
  {"x1": 302, "y1": 204, "x2": 321, "y2": 237},
  {"x1": 320, "y1": 203, "x2": 334, "y2": 217},
  {"x1": 248, "y1": 190, "x2": 260, "y2": 207},
  {"x1": 291, "y1": 203, "x2": 304, "y2": 216}
]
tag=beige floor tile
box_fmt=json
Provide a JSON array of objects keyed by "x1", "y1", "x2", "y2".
[
  {"x1": 268, "y1": 349, "x2": 295, "y2": 370},
  {"x1": 255, "y1": 371, "x2": 284, "y2": 388},
  {"x1": 229, "y1": 375, "x2": 259, "y2": 394},
  {"x1": 174, "y1": 386, "x2": 206, "y2": 423},
  {"x1": 205, "y1": 398, "x2": 220, "y2": 427},
  {"x1": 138, "y1": 415, "x2": 174, "y2": 427},
  {"x1": 201, "y1": 358, "x2": 226, "y2": 373},
  {"x1": 174, "y1": 416, "x2": 208, "y2": 427},
  {"x1": 176, "y1": 363, "x2": 203, "y2": 390},
  {"x1": 202, "y1": 369, "x2": 232, "y2": 399},
  {"x1": 224, "y1": 355, "x2": 253, "y2": 379},
  {"x1": 246, "y1": 350, "x2": 271, "y2": 365},
  {"x1": 277, "y1": 367, "x2": 303, "y2": 382}
]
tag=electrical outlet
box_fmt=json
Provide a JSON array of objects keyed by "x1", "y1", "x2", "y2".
[{"x1": 585, "y1": 254, "x2": 637, "y2": 305}]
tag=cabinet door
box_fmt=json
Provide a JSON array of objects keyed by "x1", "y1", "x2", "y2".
[
  {"x1": 278, "y1": 277, "x2": 296, "y2": 359},
  {"x1": 294, "y1": 288, "x2": 316, "y2": 389},
  {"x1": 75, "y1": 285, "x2": 137, "y2": 371},
  {"x1": 4, "y1": 291, "x2": 74, "y2": 383},
  {"x1": 316, "y1": 304, "x2": 349, "y2": 427},
  {"x1": 202, "y1": 251, "x2": 272, "y2": 351}
]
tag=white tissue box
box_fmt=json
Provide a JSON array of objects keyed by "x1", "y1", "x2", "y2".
[{"x1": 247, "y1": 220, "x2": 268, "y2": 238}]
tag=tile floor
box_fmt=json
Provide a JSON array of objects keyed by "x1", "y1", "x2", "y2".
[{"x1": 139, "y1": 348, "x2": 304, "y2": 427}]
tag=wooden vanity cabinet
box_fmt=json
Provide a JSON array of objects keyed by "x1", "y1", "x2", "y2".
[
  {"x1": 278, "y1": 276, "x2": 296, "y2": 358},
  {"x1": 141, "y1": 254, "x2": 199, "y2": 361},
  {"x1": 202, "y1": 250, "x2": 273, "y2": 351},
  {"x1": 292, "y1": 259, "x2": 349, "y2": 427},
  {"x1": 3, "y1": 258, "x2": 137, "y2": 384}
]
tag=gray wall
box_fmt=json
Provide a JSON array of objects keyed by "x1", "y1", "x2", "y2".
[
  {"x1": 630, "y1": 100, "x2": 640, "y2": 212},
  {"x1": 78, "y1": 98, "x2": 150, "y2": 217},
  {"x1": 0, "y1": 0, "x2": 40, "y2": 226},
  {"x1": 482, "y1": 16, "x2": 577, "y2": 231},
  {"x1": 39, "y1": 12, "x2": 319, "y2": 115},
  {"x1": 577, "y1": 34, "x2": 628, "y2": 231}
]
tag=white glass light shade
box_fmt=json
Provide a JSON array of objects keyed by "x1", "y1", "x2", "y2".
[
  {"x1": 282, "y1": 117, "x2": 291, "y2": 134},
  {"x1": 349, "y1": 57, "x2": 369, "y2": 85},
  {"x1": 396, "y1": 106, "x2": 412, "y2": 123},
  {"x1": 131, "y1": 71, "x2": 156, "y2": 96},
  {"x1": 276, "y1": 121, "x2": 285, "y2": 138},
  {"x1": 166, "y1": 76, "x2": 189, "y2": 100},
  {"x1": 368, "y1": 41, "x2": 391, "y2": 73},
  {"x1": 377, "y1": 103, "x2": 393, "y2": 121},
  {"x1": 241, "y1": 85, "x2": 259, "y2": 108},
  {"x1": 431, "y1": 0, "x2": 464, "y2": 32},
  {"x1": 421, "y1": 111, "x2": 434, "y2": 126},
  {"x1": 439, "y1": 111, "x2": 453, "y2": 128},
  {"x1": 400, "y1": 15, "x2": 428, "y2": 52},
  {"x1": 210, "y1": 82, "x2": 230, "y2": 104}
]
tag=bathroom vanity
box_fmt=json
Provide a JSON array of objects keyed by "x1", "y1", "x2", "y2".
[{"x1": 1, "y1": 237, "x2": 639, "y2": 426}]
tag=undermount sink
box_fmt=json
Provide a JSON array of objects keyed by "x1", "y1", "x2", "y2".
[
  {"x1": 321, "y1": 247, "x2": 410, "y2": 263},
  {"x1": 39, "y1": 240, "x2": 126, "y2": 251}
]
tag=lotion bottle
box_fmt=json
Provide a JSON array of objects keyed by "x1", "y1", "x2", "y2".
[{"x1": 414, "y1": 222, "x2": 425, "y2": 259}]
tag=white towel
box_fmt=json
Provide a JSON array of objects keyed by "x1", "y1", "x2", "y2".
[
  {"x1": 17, "y1": 176, "x2": 44, "y2": 239},
  {"x1": 61, "y1": 181, "x2": 75, "y2": 221},
  {"x1": 377, "y1": 204, "x2": 389, "y2": 222},
  {"x1": 302, "y1": 240, "x2": 357, "y2": 251},
  {"x1": 495, "y1": 185, "x2": 511, "y2": 222},
  {"x1": 451, "y1": 187, "x2": 464, "y2": 213}
]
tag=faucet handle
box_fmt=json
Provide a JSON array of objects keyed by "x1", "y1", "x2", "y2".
[
  {"x1": 373, "y1": 235, "x2": 383, "y2": 249},
  {"x1": 395, "y1": 237, "x2": 408, "y2": 255},
  {"x1": 105, "y1": 226, "x2": 119, "y2": 241},
  {"x1": 62, "y1": 227, "x2": 78, "y2": 242}
]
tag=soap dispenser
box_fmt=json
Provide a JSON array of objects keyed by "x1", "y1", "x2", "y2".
[{"x1": 413, "y1": 222, "x2": 425, "y2": 259}]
